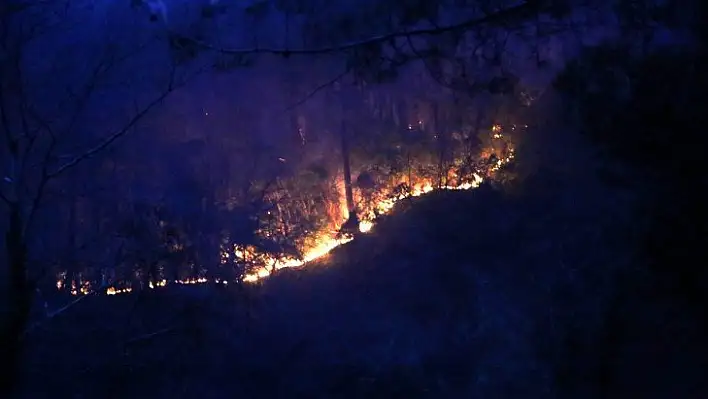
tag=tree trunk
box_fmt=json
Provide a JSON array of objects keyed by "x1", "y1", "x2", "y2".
[
  {"x1": 433, "y1": 101, "x2": 446, "y2": 188},
  {"x1": 407, "y1": 152, "x2": 412, "y2": 188},
  {"x1": 1, "y1": 204, "x2": 31, "y2": 395},
  {"x1": 471, "y1": 107, "x2": 485, "y2": 156},
  {"x1": 68, "y1": 197, "x2": 78, "y2": 293},
  {"x1": 340, "y1": 120, "x2": 355, "y2": 218}
]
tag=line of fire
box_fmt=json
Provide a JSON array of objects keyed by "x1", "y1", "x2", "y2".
[{"x1": 54, "y1": 106, "x2": 523, "y2": 296}]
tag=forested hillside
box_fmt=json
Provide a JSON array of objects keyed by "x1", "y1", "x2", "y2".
[{"x1": 2, "y1": 0, "x2": 706, "y2": 397}]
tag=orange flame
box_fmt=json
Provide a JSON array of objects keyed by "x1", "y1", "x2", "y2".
[{"x1": 66, "y1": 124, "x2": 515, "y2": 295}]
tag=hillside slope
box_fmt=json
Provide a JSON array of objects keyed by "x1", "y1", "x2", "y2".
[
  {"x1": 18, "y1": 162, "x2": 707, "y2": 398},
  {"x1": 234, "y1": 169, "x2": 705, "y2": 397}
]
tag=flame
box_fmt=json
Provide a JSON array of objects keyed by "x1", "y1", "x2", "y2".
[
  {"x1": 335, "y1": 174, "x2": 349, "y2": 221},
  {"x1": 62, "y1": 124, "x2": 516, "y2": 295},
  {"x1": 71, "y1": 169, "x2": 500, "y2": 293},
  {"x1": 106, "y1": 287, "x2": 133, "y2": 295},
  {"x1": 240, "y1": 173, "x2": 485, "y2": 282},
  {"x1": 148, "y1": 279, "x2": 168, "y2": 289},
  {"x1": 242, "y1": 233, "x2": 353, "y2": 282},
  {"x1": 175, "y1": 277, "x2": 208, "y2": 285},
  {"x1": 358, "y1": 220, "x2": 374, "y2": 233}
]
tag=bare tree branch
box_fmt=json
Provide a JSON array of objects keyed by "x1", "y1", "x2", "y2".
[
  {"x1": 125, "y1": 326, "x2": 176, "y2": 345},
  {"x1": 188, "y1": 1, "x2": 546, "y2": 56},
  {"x1": 20, "y1": 102, "x2": 58, "y2": 235},
  {"x1": 22, "y1": 288, "x2": 99, "y2": 337},
  {"x1": 0, "y1": 88, "x2": 11, "y2": 146},
  {"x1": 46, "y1": 69, "x2": 179, "y2": 179},
  {"x1": 0, "y1": 189, "x2": 10, "y2": 205},
  {"x1": 405, "y1": 33, "x2": 482, "y2": 93},
  {"x1": 283, "y1": 67, "x2": 351, "y2": 112},
  {"x1": 13, "y1": 46, "x2": 31, "y2": 143},
  {"x1": 25, "y1": 40, "x2": 159, "y2": 173},
  {"x1": 21, "y1": 61, "x2": 206, "y2": 235},
  {"x1": 0, "y1": 82, "x2": 18, "y2": 170}
]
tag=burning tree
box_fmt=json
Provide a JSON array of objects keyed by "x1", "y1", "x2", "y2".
[{"x1": 0, "y1": 1, "x2": 196, "y2": 393}]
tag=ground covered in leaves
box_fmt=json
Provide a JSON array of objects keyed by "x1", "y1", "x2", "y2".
[{"x1": 17, "y1": 158, "x2": 708, "y2": 398}]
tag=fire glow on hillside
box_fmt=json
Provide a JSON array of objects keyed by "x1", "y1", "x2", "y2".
[
  {"x1": 241, "y1": 172, "x2": 487, "y2": 282},
  {"x1": 60, "y1": 123, "x2": 517, "y2": 296}
]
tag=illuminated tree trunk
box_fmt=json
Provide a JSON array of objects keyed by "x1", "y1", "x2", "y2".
[
  {"x1": 340, "y1": 120, "x2": 355, "y2": 218},
  {"x1": 407, "y1": 152, "x2": 412, "y2": 187},
  {"x1": 471, "y1": 107, "x2": 485, "y2": 156},
  {"x1": 67, "y1": 195, "x2": 78, "y2": 293},
  {"x1": 433, "y1": 101, "x2": 446, "y2": 188}
]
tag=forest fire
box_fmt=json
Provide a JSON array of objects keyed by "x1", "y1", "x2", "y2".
[
  {"x1": 239, "y1": 159, "x2": 496, "y2": 282},
  {"x1": 239, "y1": 182, "x2": 482, "y2": 281},
  {"x1": 242, "y1": 234, "x2": 353, "y2": 282},
  {"x1": 58, "y1": 123, "x2": 517, "y2": 296}
]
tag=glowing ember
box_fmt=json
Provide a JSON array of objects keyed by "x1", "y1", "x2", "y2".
[
  {"x1": 106, "y1": 287, "x2": 133, "y2": 295},
  {"x1": 175, "y1": 277, "x2": 208, "y2": 285},
  {"x1": 148, "y1": 279, "x2": 168, "y2": 289},
  {"x1": 358, "y1": 220, "x2": 374, "y2": 233}
]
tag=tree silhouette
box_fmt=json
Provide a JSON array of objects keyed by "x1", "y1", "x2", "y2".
[{"x1": 0, "y1": 2, "x2": 198, "y2": 393}]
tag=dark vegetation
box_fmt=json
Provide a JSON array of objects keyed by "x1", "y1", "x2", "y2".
[
  {"x1": 556, "y1": 45, "x2": 708, "y2": 319},
  {"x1": 15, "y1": 172, "x2": 707, "y2": 397},
  {"x1": 3, "y1": 0, "x2": 708, "y2": 397}
]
